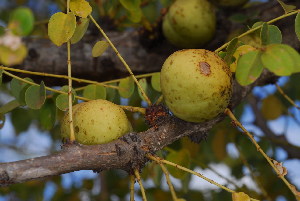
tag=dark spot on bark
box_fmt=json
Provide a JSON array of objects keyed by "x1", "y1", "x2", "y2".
[{"x1": 199, "y1": 62, "x2": 211, "y2": 76}]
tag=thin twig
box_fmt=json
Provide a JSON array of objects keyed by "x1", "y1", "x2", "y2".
[
  {"x1": 134, "y1": 169, "x2": 147, "y2": 201},
  {"x1": 158, "y1": 162, "x2": 178, "y2": 201},
  {"x1": 130, "y1": 175, "x2": 135, "y2": 201},
  {"x1": 276, "y1": 83, "x2": 300, "y2": 110}
]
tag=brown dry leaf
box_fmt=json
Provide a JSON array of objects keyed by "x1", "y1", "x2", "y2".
[
  {"x1": 273, "y1": 159, "x2": 288, "y2": 176},
  {"x1": 232, "y1": 192, "x2": 250, "y2": 201}
]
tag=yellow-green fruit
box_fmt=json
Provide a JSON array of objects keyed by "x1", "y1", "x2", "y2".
[
  {"x1": 61, "y1": 100, "x2": 132, "y2": 145},
  {"x1": 161, "y1": 49, "x2": 232, "y2": 123},
  {"x1": 230, "y1": 45, "x2": 256, "y2": 72},
  {"x1": 213, "y1": 0, "x2": 249, "y2": 7},
  {"x1": 162, "y1": 0, "x2": 216, "y2": 48}
]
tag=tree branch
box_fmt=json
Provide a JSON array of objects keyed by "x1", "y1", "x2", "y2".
[{"x1": 0, "y1": 70, "x2": 276, "y2": 186}]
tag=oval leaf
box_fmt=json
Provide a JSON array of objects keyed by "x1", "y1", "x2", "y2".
[
  {"x1": 106, "y1": 83, "x2": 117, "y2": 101},
  {"x1": 0, "y1": 100, "x2": 20, "y2": 114},
  {"x1": 39, "y1": 99, "x2": 56, "y2": 130},
  {"x1": 0, "y1": 44, "x2": 27, "y2": 66},
  {"x1": 166, "y1": 149, "x2": 191, "y2": 179},
  {"x1": 118, "y1": 77, "x2": 135, "y2": 98},
  {"x1": 267, "y1": 25, "x2": 282, "y2": 44},
  {"x1": 55, "y1": 86, "x2": 76, "y2": 111},
  {"x1": 260, "y1": 22, "x2": 268, "y2": 46},
  {"x1": 296, "y1": 13, "x2": 300, "y2": 41},
  {"x1": 261, "y1": 44, "x2": 298, "y2": 76},
  {"x1": 92, "y1": 40, "x2": 109, "y2": 57},
  {"x1": 236, "y1": 50, "x2": 264, "y2": 86},
  {"x1": 10, "y1": 77, "x2": 33, "y2": 105},
  {"x1": 25, "y1": 81, "x2": 46, "y2": 109},
  {"x1": 232, "y1": 192, "x2": 250, "y2": 201},
  {"x1": 224, "y1": 37, "x2": 239, "y2": 65},
  {"x1": 151, "y1": 73, "x2": 161, "y2": 92},
  {"x1": 137, "y1": 78, "x2": 148, "y2": 101},
  {"x1": 9, "y1": 7, "x2": 34, "y2": 36},
  {"x1": 83, "y1": 84, "x2": 106, "y2": 100},
  {"x1": 70, "y1": 0, "x2": 92, "y2": 18},
  {"x1": 70, "y1": 18, "x2": 89, "y2": 44},
  {"x1": 48, "y1": 12, "x2": 76, "y2": 46}
]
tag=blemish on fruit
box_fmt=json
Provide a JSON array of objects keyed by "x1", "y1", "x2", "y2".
[{"x1": 199, "y1": 62, "x2": 211, "y2": 76}]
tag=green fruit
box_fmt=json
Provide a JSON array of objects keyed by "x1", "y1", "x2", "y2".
[
  {"x1": 61, "y1": 99, "x2": 132, "y2": 145},
  {"x1": 160, "y1": 49, "x2": 232, "y2": 123},
  {"x1": 213, "y1": 0, "x2": 249, "y2": 7},
  {"x1": 162, "y1": 0, "x2": 216, "y2": 48}
]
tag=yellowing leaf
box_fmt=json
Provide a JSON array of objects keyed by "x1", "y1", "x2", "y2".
[
  {"x1": 0, "y1": 44, "x2": 27, "y2": 66},
  {"x1": 48, "y1": 12, "x2": 76, "y2": 46},
  {"x1": 261, "y1": 95, "x2": 284, "y2": 120},
  {"x1": 273, "y1": 159, "x2": 287, "y2": 176},
  {"x1": 230, "y1": 45, "x2": 256, "y2": 72},
  {"x1": 70, "y1": 18, "x2": 89, "y2": 44},
  {"x1": 232, "y1": 192, "x2": 250, "y2": 201},
  {"x1": 70, "y1": 0, "x2": 92, "y2": 18},
  {"x1": 92, "y1": 40, "x2": 109, "y2": 57}
]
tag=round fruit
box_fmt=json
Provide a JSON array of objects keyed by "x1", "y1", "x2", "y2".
[
  {"x1": 162, "y1": 0, "x2": 216, "y2": 48},
  {"x1": 230, "y1": 45, "x2": 256, "y2": 72},
  {"x1": 160, "y1": 49, "x2": 232, "y2": 123},
  {"x1": 213, "y1": 0, "x2": 249, "y2": 7},
  {"x1": 61, "y1": 99, "x2": 132, "y2": 145}
]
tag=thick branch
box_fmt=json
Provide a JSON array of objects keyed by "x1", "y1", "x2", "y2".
[{"x1": 0, "y1": 71, "x2": 275, "y2": 186}]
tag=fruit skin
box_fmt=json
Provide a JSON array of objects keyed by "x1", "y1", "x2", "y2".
[
  {"x1": 160, "y1": 49, "x2": 232, "y2": 123},
  {"x1": 61, "y1": 99, "x2": 132, "y2": 145},
  {"x1": 162, "y1": 0, "x2": 216, "y2": 48}
]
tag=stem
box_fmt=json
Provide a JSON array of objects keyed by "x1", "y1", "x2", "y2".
[
  {"x1": 130, "y1": 175, "x2": 135, "y2": 201},
  {"x1": 225, "y1": 108, "x2": 299, "y2": 199},
  {"x1": 158, "y1": 162, "x2": 178, "y2": 201},
  {"x1": 215, "y1": 10, "x2": 300, "y2": 53},
  {"x1": 276, "y1": 83, "x2": 300, "y2": 110},
  {"x1": 0, "y1": 66, "x2": 118, "y2": 89},
  {"x1": 134, "y1": 169, "x2": 147, "y2": 201},
  {"x1": 89, "y1": 14, "x2": 152, "y2": 106}
]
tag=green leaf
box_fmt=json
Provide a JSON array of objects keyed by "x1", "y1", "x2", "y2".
[
  {"x1": 295, "y1": 13, "x2": 300, "y2": 41},
  {"x1": 267, "y1": 25, "x2": 282, "y2": 44},
  {"x1": 25, "y1": 81, "x2": 46, "y2": 109},
  {"x1": 106, "y1": 83, "x2": 117, "y2": 101},
  {"x1": 55, "y1": 86, "x2": 76, "y2": 111},
  {"x1": 260, "y1": 23, "x2": 269, "y2": 46},
  {"x1": 70, "y1": 18, "x2": 89, "y2": 44},
  {"x1": 39, "y1": 99, "x2": 56, "y2": 130},
  {"x1": 11, "y1": 108, "x2": 32, "y2": 133},
  {"x1": 0, "y1": 100, "x2": 20, "y2": 114},
  {"x1": 10, "y1": 77, "x2": 33, "y2": 105},
  {"x1": 236, "y1": 50, "x2": 264, "y2": 86},
  {"x1": 120, "y1": 0, "x2": 142, "y2": 23},
  {"x1": 92, "y1": 40, "x2": 110, "y2": 57},
  {"x1": 118, "y1": 77, "x2": 135, "y2": 98},
  {"x1": 225, "y1": 37, "x2": 239, "y2": 65},
  {"x1": 0, "y1": 26, "x2": 5, "y2": 36},
  {"x1": 261, "y1": 44, "x2": 300, "y2": 76},
  {"x1": 166, "y1": 149, "x2": 191, "y2": 179},
  {"x1": 70, "y1": 0, "x2": 92, "y2": 18},
  {"x1": 8, "y1": 7, "x2": 34, "y2": 36},
  {"x1": 48, "y1": 12, "x2": 76, "y2": 46},
  {"x1": 277, "y1": 0, "x2": 296, "y2": 14},
  {"x1": 151, "y1": 73, "x2": 161, "y2": 92},
  {"x1": 137, "y1": 78, "x2": 148, "y2": 101},
  {"x1": 0, "y1": 44, "x2": 27, "y2": 66},
  {"x1": 83, "y1": 84, "x2": 106, "y2": 100}
]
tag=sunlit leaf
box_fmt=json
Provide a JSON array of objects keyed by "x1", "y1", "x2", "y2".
[
  {"x1": 70, "y1": 0, "x2": 92, "y2": 18},
  {"x1": 224, "y1": 37, "x2": 239, "y2": 65},
  {"x1": 277, "y1": 0, "x2": 296, "y2": 14},
  {"x1": 296, "y1": 13, "x2": 300, "y2": 41},
  {"x1": 92, "y1": 40, "x2": 109, "y2": 57},
  {"x1": 0, "y1": 44, "x2": 27, "y2": 66},
  {"x1": 261, "y1": 44, "x2": 300, "y2": 76},
  {"x1": 70, "y1": 18, "x2": 89, "y2": 44},
  {"x1": 10, "y1": 77, "x2": 33, "y2": 105},
  {"x1": 83, "y1": 84, "x2": 106, "y2": 100},
  {"x1": 25, "y1": 81, "x2": 46, "y2": 109},
  {"x1": 261, "y1": 95, "x2": 284, "y2": 120},
  {"x1": 39, "y1": 99, "x2": 56, "y2": 130},
  {"x1": 48, "y1": 12, "x2": 76, "y2": 46},
  {"x1": 137, "y1": 78, "x2": 148, "y2": 101},
  {"x1": 8, "y1": 7, "x2": 34, "y2": 36},
  {"x1": 56, "y1": 86, "x2": 76, "y2": 111},
  {"x1": 236, "y1": 50, "x2": 264, "y2": 86},
  {"x1": 151, "y1": 73, "x2": 161, "y2": 92},
  {"x1": 118, "y1": 77, "x2": 135, "y2": 98},
  {"x1": 232, "y1": 192, "x2": 250, "y2": 201},
  {"x1": 0, "y1": 100, "x2": 20, "y2": 114},
  {"x1": 166, "y1": 149, "x2": 191, "y2": 179}
]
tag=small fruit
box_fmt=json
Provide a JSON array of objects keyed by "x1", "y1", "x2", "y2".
[
  {"x1": 230, "y1": 45, "x2": 256, "y2": 72},
  {"x1": 162, "y1": 0, "x2": 216, "y2": 48},
  {"x1": 160, "y1": 49, "x2": 232, "y2": 123},
  {"x1": 61, "y1": 99, "x2": 132, "y2": 145}
]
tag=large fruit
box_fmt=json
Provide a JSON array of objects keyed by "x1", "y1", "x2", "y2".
[
  {"x1": 61, "y1": 99, "x2": 132, "y2": 145},
  {"x1": 160, "y1": 49, "x2": 232, "y2": 123},
  {"x1": 162, "y1": 0, "x2": 216, "y2": 48}
]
